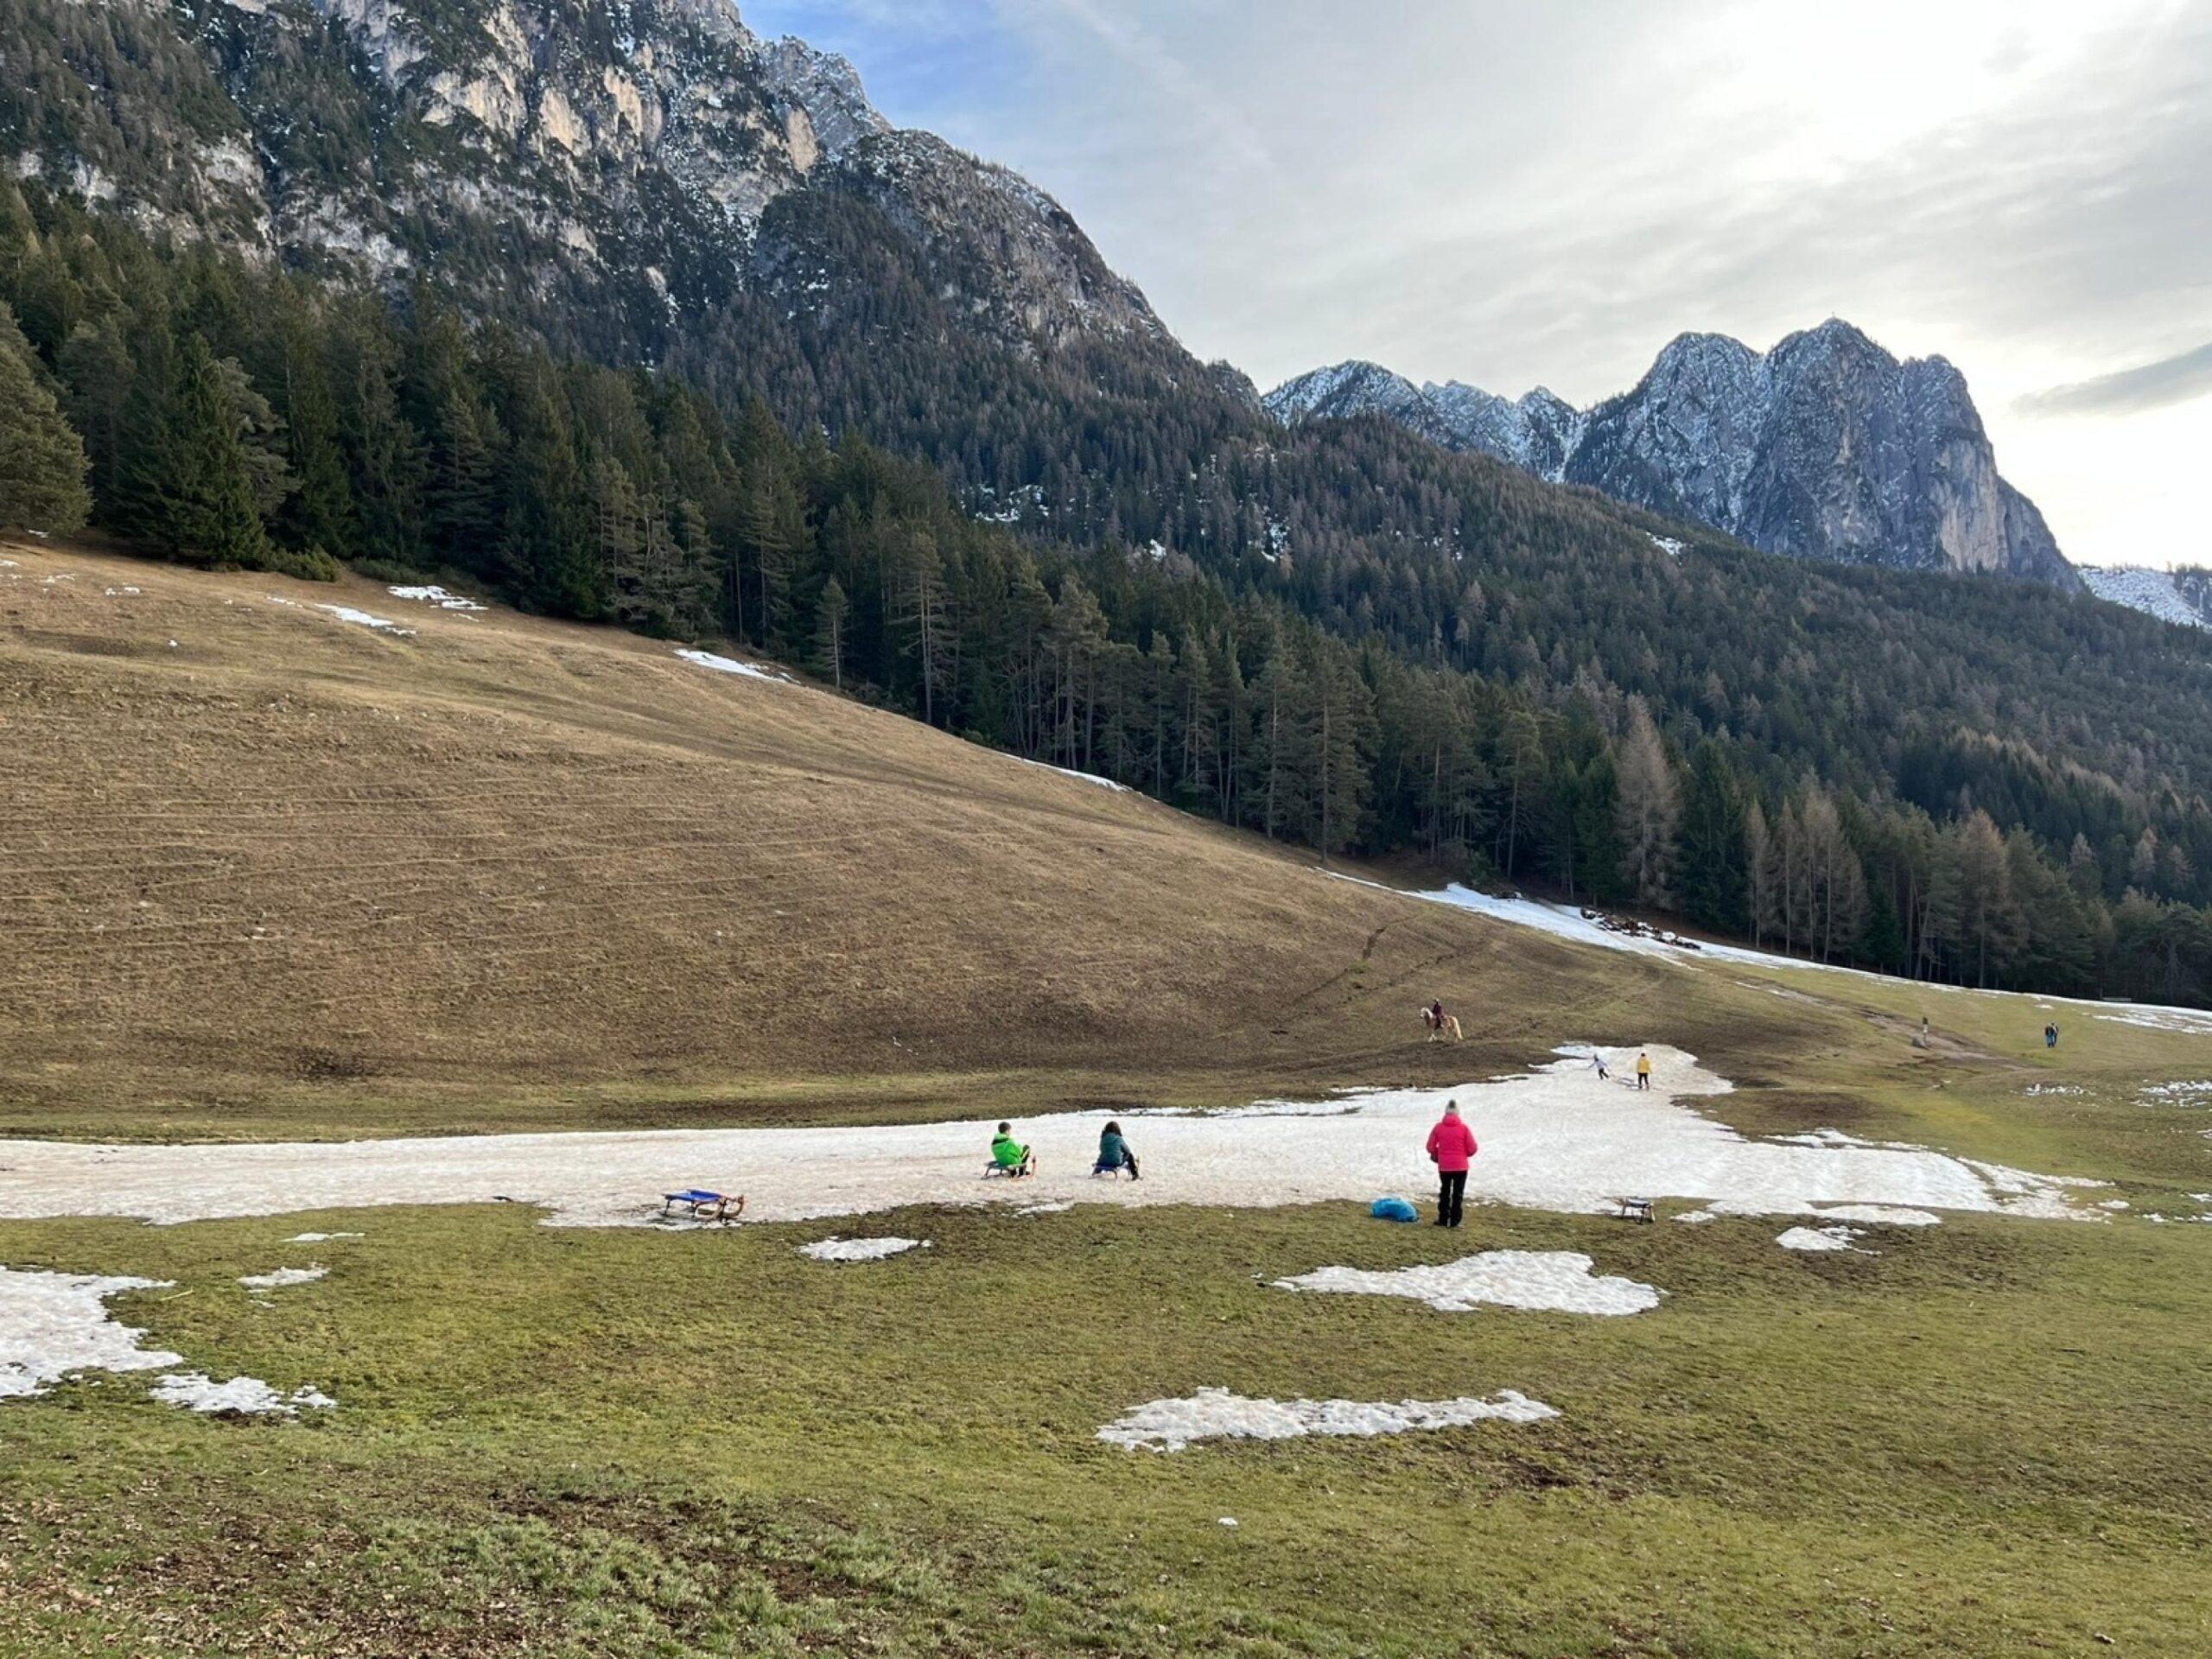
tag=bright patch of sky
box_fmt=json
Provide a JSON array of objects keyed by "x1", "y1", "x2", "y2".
[{"x1": 741, "y1": 0, "x2": 2211, "y2": 569}]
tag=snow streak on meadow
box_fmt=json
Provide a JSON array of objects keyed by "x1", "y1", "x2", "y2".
[{"x1": 0, "y1": 1050, "x2": 2101, "y2": 1232}]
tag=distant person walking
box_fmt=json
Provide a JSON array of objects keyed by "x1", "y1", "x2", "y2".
[
  {"x1": 1096, "y1": 1121, "x2": 1140, "y2": 1180},
  {"x1": 1635, "y1": 1051, "x2": 1653, "y2": 1090},
  {"x1": 2044, "y1": 1021, "x2": 2059, "y2": 1050},
  {"x1": 1425, "y1": 1101, "x2": 1478, "y2": 1229}
]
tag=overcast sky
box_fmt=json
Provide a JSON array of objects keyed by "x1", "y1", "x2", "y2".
[{"x1": 741, "y1": 0, "x2": 2212, "y2": 569}]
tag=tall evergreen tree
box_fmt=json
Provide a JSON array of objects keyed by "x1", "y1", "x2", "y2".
[
  {"x1": 0, "y1": 299, "x2": 90, "y2": 534},
  {"x1": 1678, "y1": 742, "x2": 1748, "y2": 934},
  {"x1": 277, "y1": 315, "x2": 356, "y2": 556},
  {"x1": 1616, "y1": 697, "x2": 1680, "y2": 908},
  {"x1": 814, "y1": 574, "x2": 849, "y2": 690},
  {"x1": 144, "y1": 332, "x2": 270, "y2": 568}
]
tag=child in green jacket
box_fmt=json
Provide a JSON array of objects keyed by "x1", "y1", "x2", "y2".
[{"x1": 990, "y1": 1122, "x2": 1033, "y2": 1177}]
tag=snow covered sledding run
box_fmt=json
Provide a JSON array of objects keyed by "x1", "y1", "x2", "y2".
[{"x1": 0, "y1": 1049, "x2": 2099, "y2": 1230}]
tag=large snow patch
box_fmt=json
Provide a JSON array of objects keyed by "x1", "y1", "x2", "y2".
[
  {"x1": 1274, "y1": 1250, "x2": 1661, "y2": 1316},
  {"x1": 0, "y1": 1266, "x2": 333, "y2": 1414},
  {"x1": 0, "y1": 1049, "x2": 2099, "y2": 1230},
  {"x1": 1099, "y1": 1387, "x2": 1557, "y2": 1452},
  {"x1": 798, "y1": 1236, "x2": 928, "y2": 1262},
  {"x1": 0, "y1": 1268, "x2": 181, "y2": 1400}
]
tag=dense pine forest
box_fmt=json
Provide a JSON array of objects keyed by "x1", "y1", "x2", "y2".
[{"x1": 6, "y1": 184, "x2": 2212, "y2": 1006}]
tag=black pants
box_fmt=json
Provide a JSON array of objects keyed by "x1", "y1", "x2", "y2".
[{"x1": 1436, "y1": 1169, "x2": 1466, "y2": 1227}]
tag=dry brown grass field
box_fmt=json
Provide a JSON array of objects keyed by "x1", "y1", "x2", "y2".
[{"x1": 1, "y1": 537, "x2": 1813, "y2": 1140}]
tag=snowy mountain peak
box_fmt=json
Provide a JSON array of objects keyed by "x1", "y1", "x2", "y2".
[
  {"x1": 1264, "y1": 361, "x2": 1455, "y2": 445},
  {"x1": 1267, "y1": 321, "x2": 2075, "y2": 587}
]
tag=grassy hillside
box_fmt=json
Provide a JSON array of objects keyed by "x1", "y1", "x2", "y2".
[{"x1": 4, "y1": 537, "x2": 1740, "y2": 1139}]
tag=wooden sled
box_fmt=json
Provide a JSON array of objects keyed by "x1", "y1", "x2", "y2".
[{"x1": 663, "y1": 1189, "x2": 746, "y2": 1224}]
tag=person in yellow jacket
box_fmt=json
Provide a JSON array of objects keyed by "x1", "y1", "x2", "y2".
[{"x1": 1635, "y1": 1051, "x2": 1653, "y2": 1091}]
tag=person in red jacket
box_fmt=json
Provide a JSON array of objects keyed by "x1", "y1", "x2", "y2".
[{"x1": 1425, "y1": 1101, "x2": 1478, "y2": 1229}]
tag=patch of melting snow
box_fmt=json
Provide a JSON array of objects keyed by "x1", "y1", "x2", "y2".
[
  {"x1": 388, "y1": 585, "x2": 486, "y2": 613},
  {"x1": 1274, "y1": 1250, "x2": 1662, "y2": 1316},
  {"x1": 1647, "y1": 533, "x2": 1688, "y2": 558},
  {"x1": 1017, "y1": 1201, "x2": 1074, "y2": 1216},
  {"x1": 0, "y1": 1268, "x2": 180, "y2": 1400},
  {"x1": 276, "y1": 597, "x2": 415, "y2": 636},
  {"x1": 676, "y1": 647, "x2": 790, "y2": 683},
  {"x1": 1776, "y1": 1128, "x2": 1921, "y2": 1152},
  {"x1": 1371, "y1": 880, "x2": 2212, "y2": 1033},
  {"x1": 0, "y1": 1267, "x2": 334, "y2": 1415},
  {"x1": 284, "y1": 1232, "x2": 362, "y2": 1243},
  {"x1": 150, "y1": 1372, "x2": 334, "y2": 1416},
  {"x1": 1672, "y1": 1209, "x2": 1718, "y2": 1224},
  {"x1": 1808, "y1": 1205, "x2": 1940, "y2": 1227},
  {"x1": 798, "y1": 1236, "x2": 929, "y2": 1262},
  {"x1": 2024, "y1": 1084, "x2": 2083, "y2": 1097},
  {"x1": 1135, "y1": 1097, "x2": 1366, "y2": 1121},
  {"x1": 2097, "y1": 1008, "x2": 2212, "y2": 1035},
  {"x1": 1777, "y1": 1225, "x2": 1868, "y2": 1254},
  {"x1": 1008, "y1": 753, "x2": 1133, "y2": 793},
  {"x1": 0, "y1": 1048, "x2": 2105, "y2": 1231},
  {"x1": 2139, "y1": 1081, "x2": 2212, "y2": 1103},
  {"x1": 1099, "y1": 1387, "x2": 1557, "y2": 1452},
  {"x1": 238, "y1": 1265, "x2": 325, "y2": 1290}
]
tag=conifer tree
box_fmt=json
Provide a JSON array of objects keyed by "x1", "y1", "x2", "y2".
[
  {"x1": 814, "y1": 574, "x2": 849, "y2": 690},
  {"x1": 1679, "y1": 741, "x2": 1748, "y2": 933},
  {"x1": 278, "y1": 317, "x2": 356, "y2": 557},
  {"x1": 0, "y1": 300, "x2": 91, "y2": 535},
  {"x1": 151, "y1": 332, "x2": 270, "y2": 567},
  {"x1": 57, "y1": 315, "x2": 133, "y2": 513},
  {"x1": 1615, "y1": 697, "x2": 1680, "y2": 907}
]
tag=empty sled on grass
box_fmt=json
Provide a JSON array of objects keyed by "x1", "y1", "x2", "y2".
[
  {"x1": 1612, "y1": 1197, "x2": 1655, "y2": 1224},
  {"x1": 662, "y1": 1189, "x2": 746, "y2": 1224}
]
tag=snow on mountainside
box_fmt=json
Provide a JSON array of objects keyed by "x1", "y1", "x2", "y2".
[
  {"x1": 2080, "y1": 567, "x2": 2212, "y2": 630},
  {"x1": 1266, "y1": 321, "x2": 2076, "y2": 588}
]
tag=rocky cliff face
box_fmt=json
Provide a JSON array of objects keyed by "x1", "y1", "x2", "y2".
[
  {"x1": 1268, "y1": 321, "x2": 2076, "y2": 587},
  {"x1": 8, "y1": 0, "x2": 1160, "y2": 363}
]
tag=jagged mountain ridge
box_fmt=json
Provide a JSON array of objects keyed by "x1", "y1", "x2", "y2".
[
  {"x1": 1268, "y1": 322, "x2": 2076, "y2": 588},
  {"x1": 6, "y1": 0, "x2": 1165, "y2": 359}
]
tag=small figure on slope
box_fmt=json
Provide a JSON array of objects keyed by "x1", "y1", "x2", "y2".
[{"x1": 1635, "y1": 1051, "x2": 1653, "y2": 1091}]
